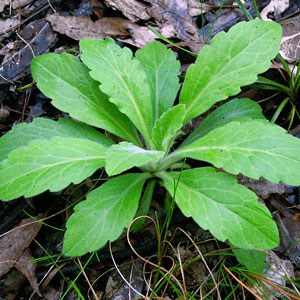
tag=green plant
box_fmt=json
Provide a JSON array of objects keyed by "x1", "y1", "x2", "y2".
[
  {"x1": 251, "y1": 58, "x2": 300, "y2": 130},
  {"x1": 0, "y1": 20, "x2": 299, "y2": 259}
]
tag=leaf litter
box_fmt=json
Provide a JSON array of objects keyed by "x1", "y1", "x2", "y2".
[{"x1": 0, "y1": 0, "x2": 299, "y2": 298}]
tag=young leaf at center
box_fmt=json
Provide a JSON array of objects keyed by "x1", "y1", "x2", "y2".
[
  {"x1": 80, "y1": 38, "x2": 153, "y2": 148},
  {"x1": 136, "y1": 41, "x2": 181, "y2": 120},
  {"x1": 105, "y1": 142, "x2": 165, "y2": 176}
]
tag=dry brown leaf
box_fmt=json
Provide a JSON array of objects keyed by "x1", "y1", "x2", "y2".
[
  {"x1": 46, "y1": 14, "x2": 173, "y2": 47},
  {"x1": 0, "y1": 0, "x2": 10, "y2": 13},
  {"x1": 104, "y1": 0, "x2": 151, "y2": 21},
  {"x1": 0, "y1": 0, "x2": 34, "y2": 13},
  {"x1": 46, "y1": 14, "x2": 131, "y2": 40},
  {"x1": 15, "y1": 248, "x2": 41, "y2": 297},
  {"x1": 239, "y1": 176, "x2": 287, "y2": 199},
  {"x1": 280, "y1": 16, "x2": 300, "y2": 63},
  {"x1": 0, "y1": 217, "x2": 42, "y2": 278},
  {"x1": 0, "y1": 15, "x2": 19, "y2": 36},
  {"x1": 0, "y1": 20, "x2": 57, "y2": 85},
  {"x1": 105, "y1": 0, "x2": 202, "y2": 44}
]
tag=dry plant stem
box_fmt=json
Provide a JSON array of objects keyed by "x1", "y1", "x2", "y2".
[
  {"x1": 176, "y1": 227, "x2": 221, "y2": 300},
  {"x1": 16, "y1": 32, "x2": 36, "y2": 58},
  {"x1": 77, "y1": 258, "x2": 99, "y2": 300},
  {"x1": 143, "y1": 257, "x2": 157, "y2": 298},
  {"x1": 31, "y1": 257, "x2": 66, "y2": 299},
  {"x1": 47, "y1": 0, "x2": 57, "y2": 13},
  {"x1": 253, "y1": 274, "x2": 300, "y2": 299},
  {"x1": 127, "y1": 216, "x2": 187, "y2": 298},
  {"x1": 109, "y1": 242, "x2": 146, "y2": 299},
  {"x1": 176, "y1": 242, "x2": 187, "y2": 293},
  {"x1": 223, "y1": 263, "x2": 265, "y2": 300}
]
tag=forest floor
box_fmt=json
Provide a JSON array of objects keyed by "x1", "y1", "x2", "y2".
[{"x1": 0, "y1": 0, "x2": 300, "y2": 299}]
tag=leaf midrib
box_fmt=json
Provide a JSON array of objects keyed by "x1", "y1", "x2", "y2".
[
  {"x1": 92, "y1": 47, "x2": 151, "y2": 144},
  {"x1": 173, "y1": 177, "x2": 275, "y2": 241},
  {"x1": 1, "y1": 154, "x2": 104, "y2": 185},
  {"x1": 176, "y1": 145, "x2": 299, "y2": 163},
  {"x1": 36, "y1": 62, "x2": 133, "y2": 139},
  {"x1": 183, "y1": 29, "x2": 272, "y2": 118}
]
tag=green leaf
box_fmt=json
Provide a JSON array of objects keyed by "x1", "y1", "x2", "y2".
[
  {"x1": 63, "y1": 173, "x2": 149, "y2": 256},
  {"x1": 80, "y1": 38, "x2": 153, "y2": 147},
  {"x1": 153, "y1": 104, "x2": 186, "y2": 151},
  {"x1": 159, "y1": 168, "x2": 279, "y2": 249},
  {"x1": 232, "y1": 248, "x2": 267, "y2": 274},
  {"x1": 31, "y1": 53, "x2": 140, "y2": 145},
  {"x1": 136, "y1": 41, "x2": 180, "y2": 120},
  {"x1": 0, "y1": 118, "x2": 113, "y2": 161},
  {"x1": 0, "y1": 137, "x2": 107, "y2": 200},
  {"x1": 173, "y1": 120, "x2": 300, "y2": 186},
  {"x1": 180, "y1": 20, "x2": 282, "y2": 123},
  {"x1": 105, "y1": 142, "x2": 165, "y2": 176},
  {"x1": 181, "y1": 98, "x2": 265, "y2": 147}
]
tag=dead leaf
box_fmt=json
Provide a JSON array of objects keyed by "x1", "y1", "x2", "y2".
[
  {"x1": 261, "y1": 0, "x2": 290, "y2": 20},
  {"x1": 104, "y1": 0, "x2": 205, "y2": 51},
  {"x1": 280, "y1": 16, "x2": 300, "y2": 63},
  {"x1": 46, "y1": 14, "x2": 131, "y2": 40},
  {"x1": 0, "y1": 217, "x2": 42, "y2": 278},
  {"x1": 0, "y1": 0, "x2": 10, "y2": 13},
  {"x1": 104, "y1": 0, "x2": 151, "y2": 21},
  {"x1": 146, "y1": 0, "x2": 200, "y2": 42},
  {"x1": 239, "y1": 176, "x2": 288, "y2": 199},
  {"x1": 15, "y1": 249, "x2": 41, "y2": 297},
  {"x1": 46, "y1": 14, "x2": 173, "y2": 47},
  {"x1": 0, "y1": 15, "x2": 19, "y2": 37},
  {"x1": 0, "y1": 19, "x2": 57, "y2": 85}
]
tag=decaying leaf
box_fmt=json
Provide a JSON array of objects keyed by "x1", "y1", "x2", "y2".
[
  {"x1": 46, "y1": 14, "x2": 131, "y2": 40},
  {"x1": 0, "y1": 217, "x2": 42, "y2": 278},
  {"x1": 0, "y1": 16, "x2": 19, "y2": 37},
  {"x1": 0, "y1": 0, "x2": 33, "y2": 12},
  {"x1": 104, "y1": 0, "x2": 204, "y2": 44},
  {"x1": 104, "y1": 0, "x2": 150, "y2": 21},
  {"x1": 239, "y1": 176, "x2": 288, "y2": 199},
  {"x1": 46, "y1": 14, "x2": 173, "y2": 47},
  {"x1": 0, "y1": 0, "x2": 10, "y2": 13},
  {"x1": 16, "y1": 249, "x2": 41, "y2": 297},
  {"x1": 280, "y1": 16, "x2": 300, "y2": 63},
  {"x1": 0, "y1": 20, "x2": 57, "y2": 85}
]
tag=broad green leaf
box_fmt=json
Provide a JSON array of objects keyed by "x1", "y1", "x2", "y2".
[
  {"x1": 153, "y1": 104, "x2": 186, "y2": 151},
  {"x1": 136, "y1": 41, "x2": 180, "y2": 119},
  {"x1": 232, "y1": 248, "x2": 267, "y2": 274},
  {"x1": 0, "y1": 117, "x2": 113, "y2": 161},
  {"x1": 0, "y1": 137, "x2": 107, "y2": 200},
  {"x1": 105, "y1": 142, "x2": 165, "y2": 176},
  {"x1": 159, "y1": 168, "x2": 279, "y2": 249},
  {"x1": 80, "y1": 38, "x2": 153, "y2": 147},
  {"x1": 180, "y1": 20, "x2": 282, "y2": 123},
  {"x1": 63, "y1": 173, "x2": 150, "y2": 256},
  {"x1": 31, "y1": 53, "x2": 140, "y2": 145},
  {"x1": 181, "y1": 98, "x2": 265, "y2": 147},
  {"x1": 172, "y1": 120, "x2": 300, "y2": 186}
]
